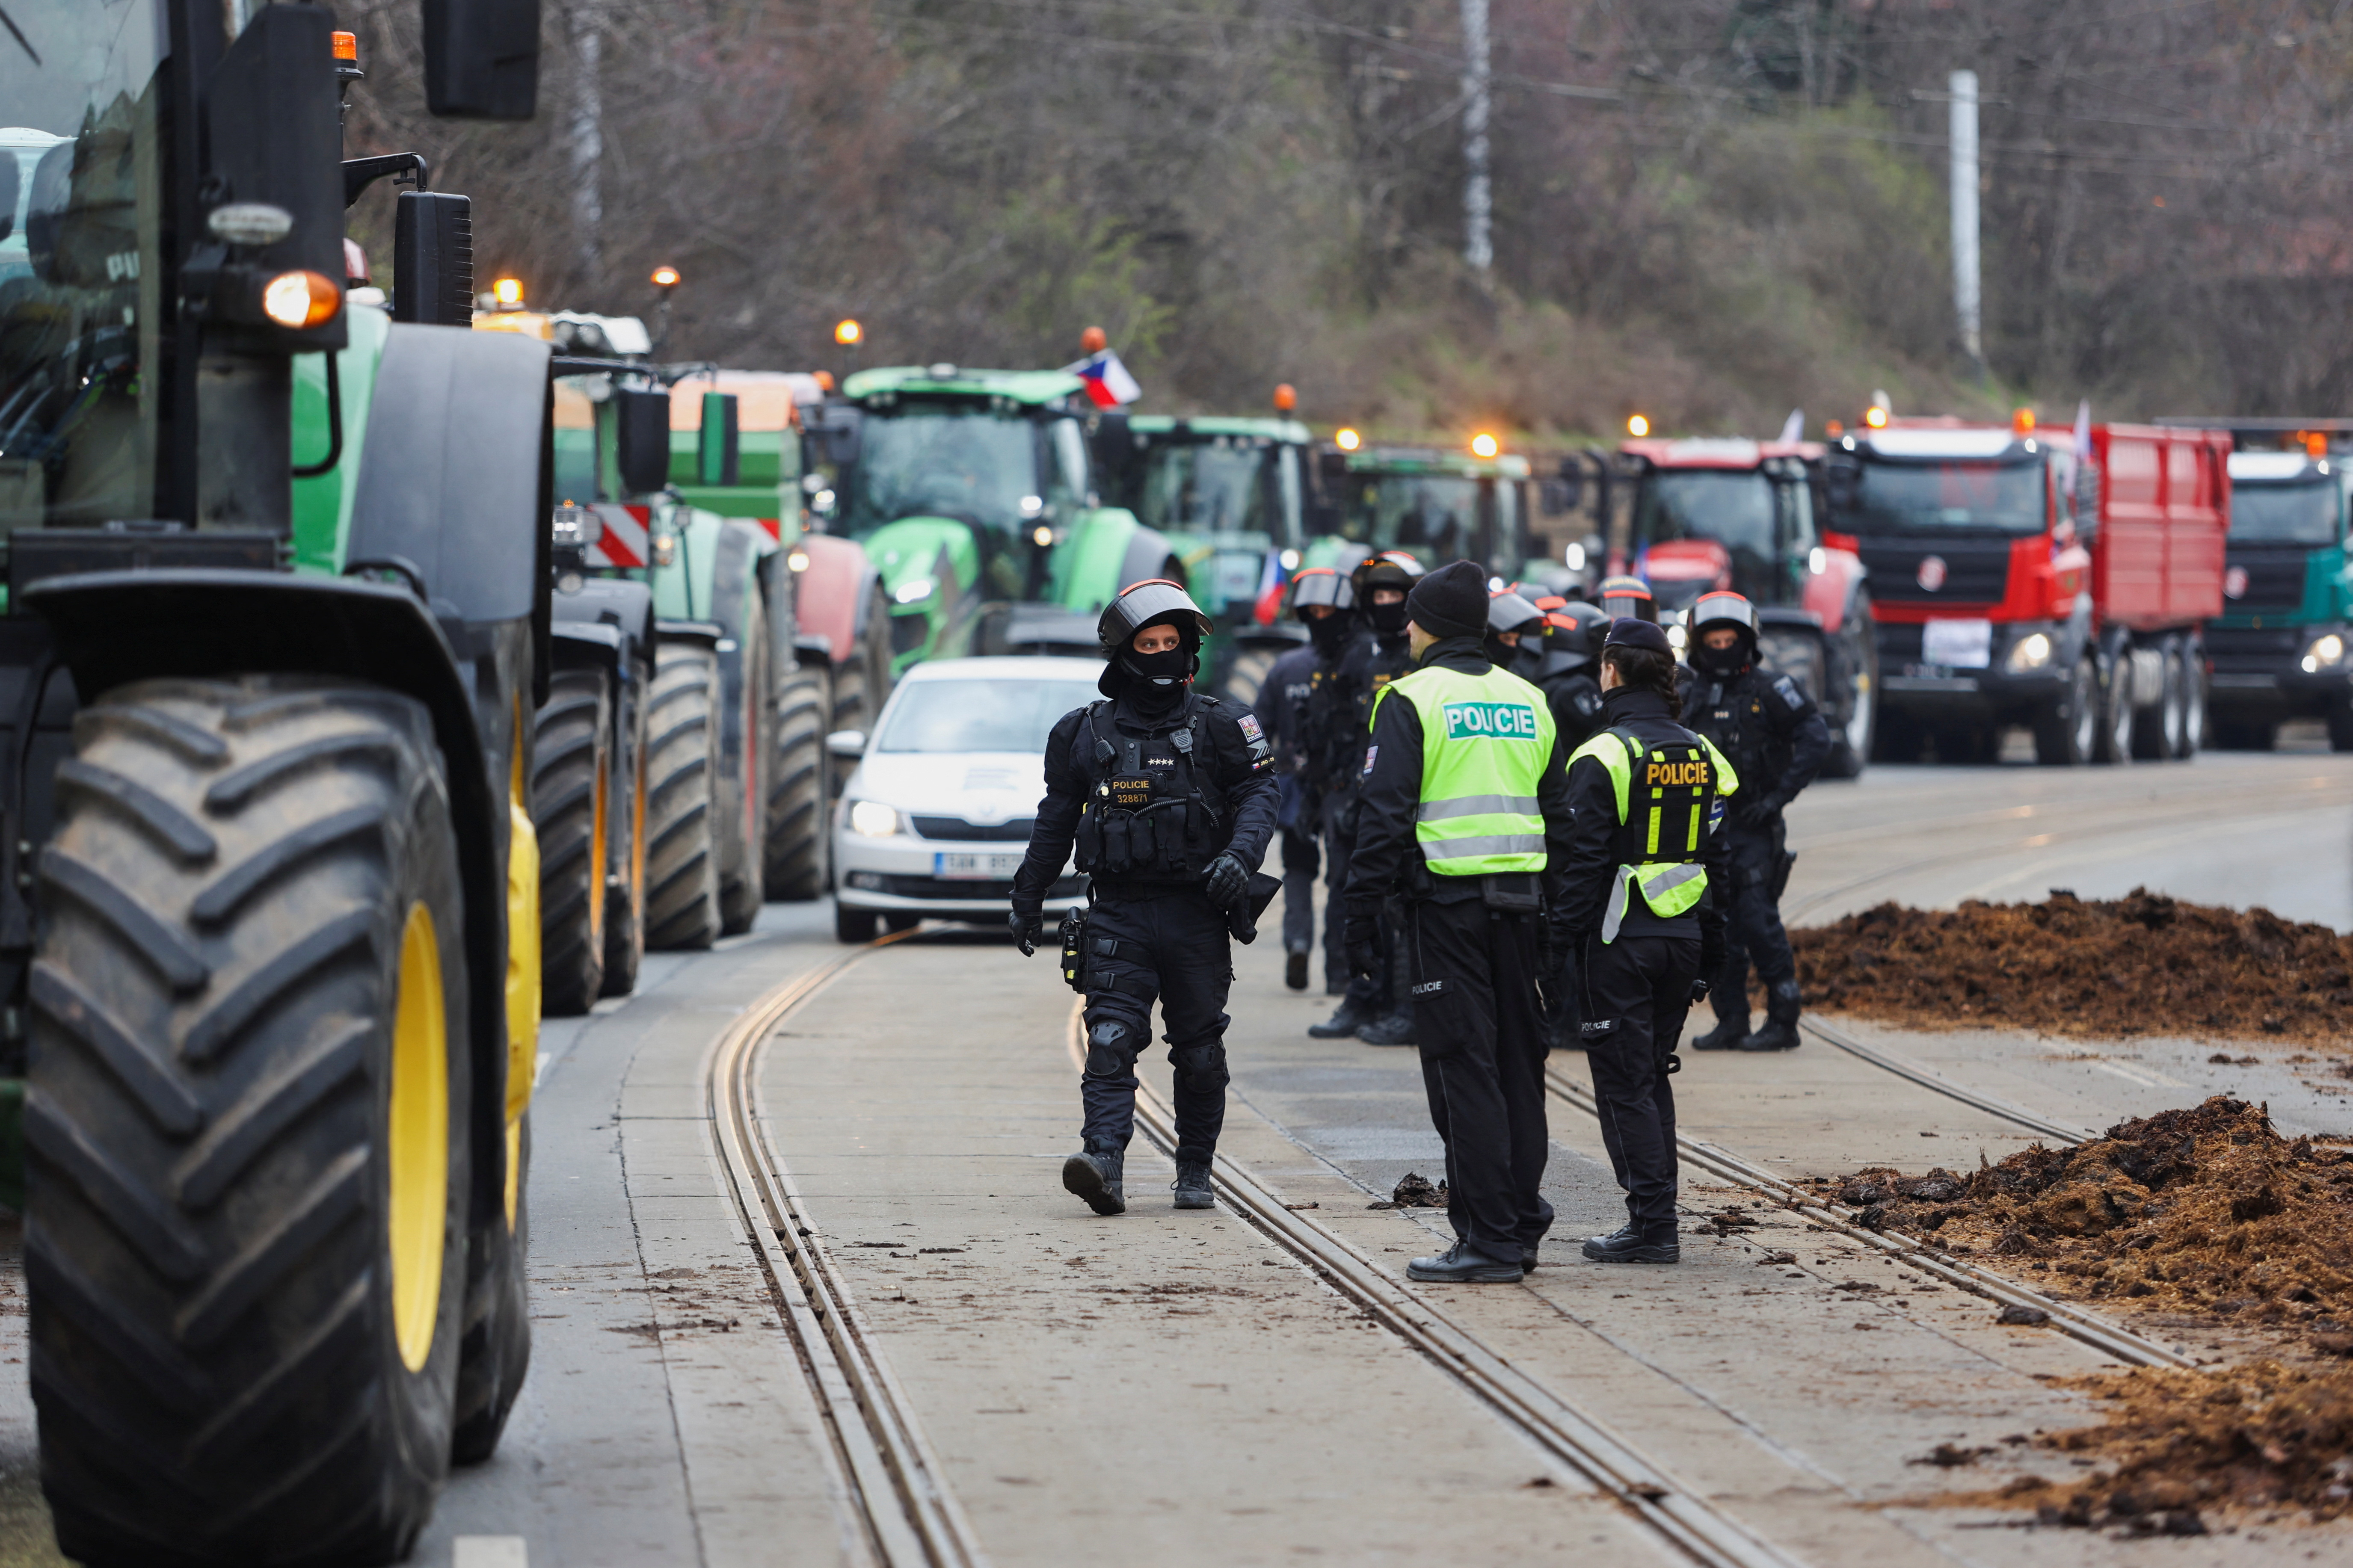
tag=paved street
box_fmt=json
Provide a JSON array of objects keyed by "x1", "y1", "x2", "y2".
[{"x1": 3, "y1": 749, "x2": 2349, "y2": 1565}]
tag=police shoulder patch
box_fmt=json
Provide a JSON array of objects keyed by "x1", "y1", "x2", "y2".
[
  {"x1": 1773, "y1": 675, "x2": 1804, "y2": 710},
  {"x1": 1362, "y1": 744, "x2": 1378, "y2": 776},
  {"x1": 1573, "y1": 688, "x2": 1601, "y2": 716},
  {"x1": 1237, "y1": 713, "x2": 1264, "y2": 743}
]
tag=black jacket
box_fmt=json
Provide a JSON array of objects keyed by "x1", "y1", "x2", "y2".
[
  {"x1": 1254, "y1": 643, "x2": 1322, "y2": 778},
  {"x1": 1686, "y1": 661, "x2": 1831, "y2": 825},
  {"x1": 1011, "y1": 687, "x2": 1279, "y2": 918},
  {"x1": 1556, "y1": 686, "x2": 1730, "y2": 952},
  {"x1": 1304, "y1": 624, "x2": 1407, "y2": 795},
  {"x1": 1341, "y1": 637, "x2": 1578, "y2": 922}
]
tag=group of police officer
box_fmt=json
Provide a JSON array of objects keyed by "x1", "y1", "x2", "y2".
[{"x1": 1008, "y1": 553, "x2": 1828, "y2": 1281}]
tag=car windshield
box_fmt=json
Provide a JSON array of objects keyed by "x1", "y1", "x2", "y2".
[
  {"x1": 1132, "y1": 438, "x2": 1275, "y2": 539},
  {"x1": 1634, "y1": 470, "x2": 1776, "y2": 557},
  {"x1": 2231, "y1": 480, "x2": 2339, "y2": 545},
  {"x1": 1847, "y1": 458, "x2": 2045, "y2": 536},
  {"x1": 0, "y1": 1, "x2": 168, "y2": 532},
  {"x1": 838, "y1": 406, "x2": 1045, "y2": 541},
  {"x1": 875, "y1": 678, "x2": 1098, "y2": 754}
]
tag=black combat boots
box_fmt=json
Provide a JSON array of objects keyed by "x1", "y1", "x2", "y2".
[
  {"x1": 1689, "y1": 1008, "x2": 1750, "y2": 1051},
  {"x1": 1358, "y1": 1010, "x2": 1417, "y2": 1046},
  {"x1": 1062, "y1": 1148, "x2": 1126, "y2": 1216},
  {"x1": 1581, "y1": 1223, "x2": 1680, "y2": 1264},
  {"x1": 1308, "y1": 995, "x2": 1375, "y2": 1038},
  {"x1": 1286, "y1": 950, "x2": 1310, "y2": 991},
  {"x1": 1171, "y1": 1160, "x2": 1215, "y2": 1209},
  {"x1": 1737, "y1": 978, "x2": 1804, "y2": 1052},
  {"x1": 1408, "y1": 1240, "x2": 1524, "y2": 1283}
]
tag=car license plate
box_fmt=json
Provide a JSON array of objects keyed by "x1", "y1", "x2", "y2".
[
  {"x1": 934, "y1": 852, "x2": 1023, "y2": 880},
  {"x1": 1920, "y1": 618, "x2": 1992, "y2": 670}
]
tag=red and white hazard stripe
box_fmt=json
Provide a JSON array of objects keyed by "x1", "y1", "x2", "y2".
[{"x1": 586, "y1": 504, "x2": 652, "y2": 568}]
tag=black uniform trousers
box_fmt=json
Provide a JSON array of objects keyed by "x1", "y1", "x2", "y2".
[
  {"x1": 1579, "y1": 929, "x2": 1701, "y2": 1230},
  {"x1": 1722, "y1": 819, "x2": 1796, "y2": 993},
  {"x1": 1406, "y1": 897, "x2": 1554, "y2": 1263},
  {"x1": 1079, "y1": 888, "x2": 1234, "y2": 1168}
]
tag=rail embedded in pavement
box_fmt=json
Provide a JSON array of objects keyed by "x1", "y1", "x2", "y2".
[
  {"x1": 1069, "y1": 1006, "x2": 1808, "y2": 1568},
  {"x1": 708, "y1": 937, "x2": 990, "y2": 1568}
]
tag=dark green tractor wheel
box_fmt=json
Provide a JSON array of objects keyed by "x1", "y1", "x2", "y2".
[
  {"x1": 30, "y1": 676, "x2": 472, "y2": 1566},
  {"x1": 714, "y1": 598, "x2": 772, "y2": 936},
  {"x1": 764, "y1": 664, "x2": 828, "y2": 900},
  {"x1": 644, "y1": 644, "x2": 722, "y2": 950}
]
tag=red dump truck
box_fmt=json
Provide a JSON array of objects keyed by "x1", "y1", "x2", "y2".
[{"x1": 1823, "y1": 413, "x2": 2230, "y2": 765}]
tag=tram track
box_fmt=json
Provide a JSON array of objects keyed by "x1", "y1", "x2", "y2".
[
  {"x1": 1538, "y1": 1065, "x2": 2194, "y2": 1370},
  {"x1": 1064, "y1": 1008, "x2": 1807, "y2": 1568},
  {"x1": 706, "y1": 939, "x2": 989, "y2": 1568}
]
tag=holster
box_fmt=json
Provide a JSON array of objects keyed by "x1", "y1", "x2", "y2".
[
  {"x1": 1772, "y1": 849, "x2": 1796, "y2": 902},
  {"x1": 1058, "y1": 907, "x2": 1089, "y2": 994}
]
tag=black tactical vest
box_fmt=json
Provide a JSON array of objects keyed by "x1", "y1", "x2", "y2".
[{"x1": 1072, "y1": 702, "x2": 1223, "y2": 879}]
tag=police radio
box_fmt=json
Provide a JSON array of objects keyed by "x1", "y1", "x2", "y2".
[{"x1": 1058, "y1": 907, "x2": 1090, "y2": 994}]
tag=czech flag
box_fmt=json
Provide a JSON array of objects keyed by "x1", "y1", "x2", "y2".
[{"x1": 1064, "y1": 348, "x2": 1142, "y2": 408}]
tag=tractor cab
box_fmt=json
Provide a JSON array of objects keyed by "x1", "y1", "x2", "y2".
[
  {"x1": 1617, "y1": 438, "x2": 1825, "y2": 617},
  {"x1": 1315, "y1": 441, "x2": 1543, "y2": 583}
]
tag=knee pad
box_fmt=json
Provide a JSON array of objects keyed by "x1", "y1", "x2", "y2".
[
  {"x1": 1085, "y1": 1020, "x2": 1139, "y2": 1081},
  {"x1": 1170, "y1": 1041, "x2": 1230, "y2": 1090}
]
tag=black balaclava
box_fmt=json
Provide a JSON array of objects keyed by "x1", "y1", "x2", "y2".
[
  {"x1": 1306, "y1": 609, "x2": 1353, "y2": 661},
  {"x1": 1693, "y1": 633, "x2": 1751, "y2": 680},
  {"x1": 1117, "y1": 619, "x2": 1195, "y2": 716},
  {"x1": 1366, "y1": 597, "x2": 1409, "y2": 638},
  {"x1": 1482, "y1": 632, "x2": 1519, "y2": 669}
]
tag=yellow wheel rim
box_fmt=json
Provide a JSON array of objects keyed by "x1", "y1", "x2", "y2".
[
  {"x1": 388, "y1": 900, "x2": 450, "y2": 1374},
  {"x1": 588, "y1": 757, "x2": 609, "y2": 947}
]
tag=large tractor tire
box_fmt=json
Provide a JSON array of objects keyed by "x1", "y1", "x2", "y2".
[
  {"x1": 30, "y1": 676, "x2": 471, "y2": 1566},
  {"x1": 452, "y1": 1112, "x2": 528, "y2": 1464},
  {"x1": 1217, "y1": 644, "x2": 1281, "y2": 708},
  {"x1": 645, "y1": 643, "x2": 723, "y2": 950},
  {"x1": 714, "y1": 600, "x2": 773, "y2": 937},
  {"x1": 830, "y1": 582, "x2": 896, "y2": 743},
  {"x1": 1819, "y1": 597, "x2": 1877, "y2": 780},
  {"x1": 764, "y1": 663, "x2": 828, "y2": 901},
  {"x1": 533, "y1": 669, "x2": 610, "y2": 1014},
  {"x1": 602, "y1": 682, "x2": 649, "y2": 996}
]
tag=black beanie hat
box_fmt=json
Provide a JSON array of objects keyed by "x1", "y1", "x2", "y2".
[
  {"x1": 1602, "y1": 617, "x2": 1672, "y2": 656},
  {"x1": 1406, "y1": 559, "x2": 1489, "y2": 642}
]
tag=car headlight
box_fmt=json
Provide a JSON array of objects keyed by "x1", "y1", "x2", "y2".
[
  {"x1": 893, "y1": 577, "x2": 935, "y2": 605},
  {"x1": 848, "y1": 800, "x2": 901, "y2": 837},
  {"x1": 2302, "y1": 633, "x2": 2347, "y2": 674},
  {"x1": 2006, "y1": 632, "x2": 2054, "y2": 672}
]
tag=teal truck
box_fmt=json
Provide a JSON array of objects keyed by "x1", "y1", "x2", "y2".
[
  {"x1": 3, "y1": 4, "x2": 547, "y2": 1558},
  {"x1": 1091, "y1": 411, "x2": 1314, "y2": 701},
  {"x1": 2177, "y1": 422, "x2": 2353, "y2": 750},
  {"x1": 809, "y1": 365, "x2": 1185, "y2": 667}
]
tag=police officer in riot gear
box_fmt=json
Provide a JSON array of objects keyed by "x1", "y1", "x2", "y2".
[
  {"x1": 1347, "y1": 561, "x2": 1576, "y2": 1281},
  {"x1": 1558, "y1": 618, "x2": 1736, "y2": 1263},
  {"x1": 1307, "y1": 552, "x2": 1422, "y2": 1043},
  {"x1": 1485, "y1": 589, "x2": 1547, "y2": 676},
  {"x1": 1255, "y1": 568, "x2": 1357, "y2": 990},
  {"x1": 1011, "y1": 581, "x2": 1280, "y2": 1215},
  {"x1": 1682, "y1": 591, "x2": 1831, "y2": 1054},
  {"x1": 1597, "y1": 574, "x2": 1658, "y2": 623}
]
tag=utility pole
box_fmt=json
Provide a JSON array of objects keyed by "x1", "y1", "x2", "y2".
[
  {"x1": 1461, "y1": 0, "x2": 1493, "y2": 279},
  {"x1": 570, "y1": 1, "x2": 606, "y2": 280},
  {"x1": 1949, "y1": 68, "x2": 1982, "y2": 368}
]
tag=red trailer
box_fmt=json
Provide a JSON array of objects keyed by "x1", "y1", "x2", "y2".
[{"x1": 1825, "y1": 414, "x2": 2229, "y2": 765}]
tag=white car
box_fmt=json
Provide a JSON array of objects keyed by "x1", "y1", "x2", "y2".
[{"x1": 829, "y1": 656, "x2": 1099, "y2": 942}]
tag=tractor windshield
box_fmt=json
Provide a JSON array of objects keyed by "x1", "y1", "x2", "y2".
[
  {"x1": 0, "y1": 1, "x2": 168, "y2": 533},
  {"x1": 2230, "y1": 478, "x2": 2340, "y2": 545},
  {"x1": 837, "y1": 403, "x2": 1083, "y2": 544},
  {"x1": 1845, "y1": 456, "x2": 2046, "y2": 537},
  {"x1": 1632, "y1": 470, "x2": 1778, "y2": 589},
  {"x1": 1339, "y1": 472, "x2": 1522, "y2": 576},
  {"x1": 1130, "y1": 437, "x2": 1299, "y2": 547}
]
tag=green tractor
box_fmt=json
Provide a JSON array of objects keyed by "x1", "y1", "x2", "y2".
[
  {"x1": 1310, "y1": 438, "x2": 1559, "y2": 585},
  {"x1": 1090, "y1": 403, "x2": 1315, "y2": 703},
  {"x1": 2, "y1": 3, "x2": 547, "y2": 1561},
  {"x1": 809, "y1": 365, "x2": 1185, "y2": 667}
]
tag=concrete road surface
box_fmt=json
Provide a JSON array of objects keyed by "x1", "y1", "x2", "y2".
[{"x1": 0, "y1": 746, "x2": 2347, "y2": 1565}]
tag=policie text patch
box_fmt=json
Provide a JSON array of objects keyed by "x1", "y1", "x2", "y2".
[{"x1": 1440, "y1": 700, "x2": 1541, "y2": 741}]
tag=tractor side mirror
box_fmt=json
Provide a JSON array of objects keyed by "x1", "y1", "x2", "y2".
[
  {"x1": 614, "y1": 388, "x2": 674, "y2": 496},
  {"x1": 392, "y1": 192, "x2": 475, "y2": 326},
  {"x1": 699, "y1": 392, "x2": 741, "y2": 486},
  {"x1": 1541, "y1": 458, "x2": 1582, "y2": 517},
  {"x1": 425, "y1": 0, "x2": 542, "y2": 120},
  {"x1": 815, "y1": 403, "x2": 863, "y2": 467},
  {"x1": 203, "y1": 3, "x2": 348, "y2": 348}
]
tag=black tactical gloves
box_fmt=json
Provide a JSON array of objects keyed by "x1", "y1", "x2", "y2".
[
  {"x1": 1010, "y1": 910, "x2": 1042, "y2": 956},
  {"x1": 1202, "y1": 851, "x2": 1250, "y2": 910},
  {"x1": 1342, "y1": 913, "x2": 1380, "y2": 981}
]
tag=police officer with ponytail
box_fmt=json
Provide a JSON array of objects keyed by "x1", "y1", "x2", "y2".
[
  {"x1": 1010, "y1": 581, "x2": 1279, "y2": 1217},
  {"x1": 1558, "y1": 619, "x2": 1737, "y2": 1264}
]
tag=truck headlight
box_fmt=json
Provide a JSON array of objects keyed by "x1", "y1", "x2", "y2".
[
  {"x1": 2006, "y1": 632, "x2": 2054, "y2": 672},
  {"x1": 848, "y1": 800, "x2": 901, "y2": 837},
  {"x1": 894, "y1": 577, "x2": 936, "y2": 605},
  {"x1": 2302, "y1": 633, "x2": 2346, "y2": 673}
]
